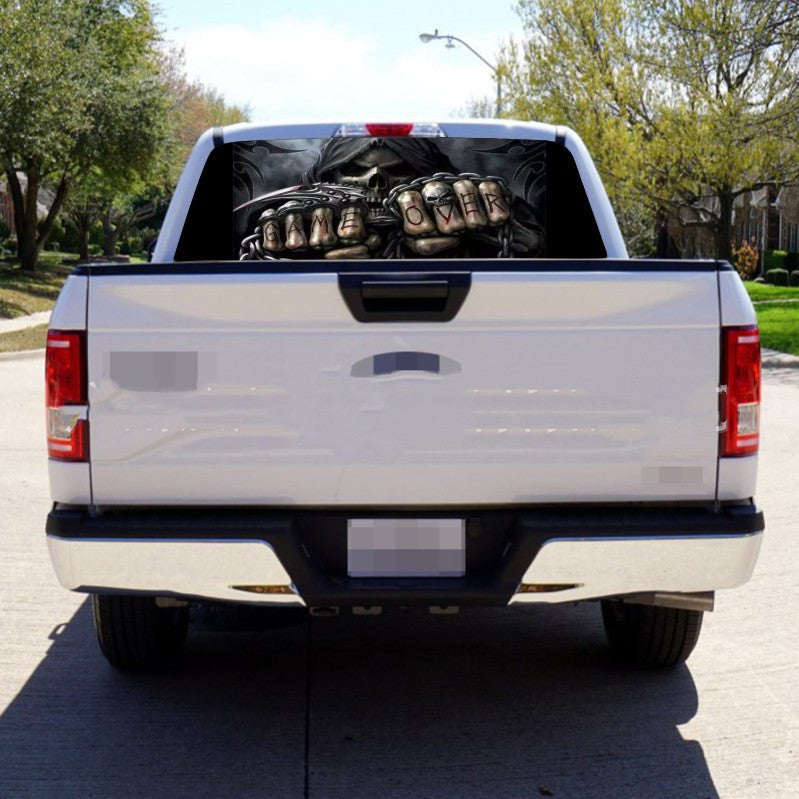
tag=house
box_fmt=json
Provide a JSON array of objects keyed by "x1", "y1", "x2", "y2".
[
  {"x1": 667, "y1": 184, "x2": 799, "y2": 270},
  {"x1": 775, "y1": 185, "x2": 799, "y2": 252},
  {"x1": 665, "y1": 194, "x2": 718, "y2": 259}
]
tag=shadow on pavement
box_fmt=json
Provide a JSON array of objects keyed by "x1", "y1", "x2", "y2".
[{"x1": 0, "y1": 599, "x2": 717, "y2": 799}]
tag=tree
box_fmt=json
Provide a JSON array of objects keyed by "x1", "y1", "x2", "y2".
[
  {"x1": 103, "y1": 51, "x2": 252, "y2": 256},
  {"x1": 63, "y1": 50, "x2": 250, "y2": 260},
  {"x1": 500, "y1": 0, "x2": 799, "y2": 259},
  {"x1": 65, "y1": 167, "x2": 165, "y2": 258},
  {"x1": 100, "y1": 190, "x2": 162, "y2": 257},
  {"x1": 0, "y1": 1, "x2": 170, "y2": 270},
  {"x1": 64, "y1": 172, "x2": 106, "y2": 260},
  {"x1": 102, "y1": 77, "x2": 250, "y2": 257},
  {"x1": 167, "y1": 64, "x2": 251, "y2": 167}
]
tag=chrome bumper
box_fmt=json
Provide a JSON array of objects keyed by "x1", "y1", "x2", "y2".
[
  {"x1": 47, "y1": 536, "x2": 305, "y2": 606},
  {"x1": 508, "y1": 531, "x2": 762, "y2": 604},
  {"x1": 46, "y1": 514, "x2": 763, "y2": 607}
]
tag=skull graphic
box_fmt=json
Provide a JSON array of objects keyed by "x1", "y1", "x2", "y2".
[
  {"x1": 330, "y1": 144, "x2": 414, "y2": 221},
  {"x1": 237, "y1": 136, "x2": 545, "y2": 261}
]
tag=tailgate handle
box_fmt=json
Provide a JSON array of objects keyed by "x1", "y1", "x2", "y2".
[
  {"x1": 339, "y1": 272, "x2": 471, "y2": 322},
  {"x1": 361, "y1": 281, "x2": 449, "y2": 302}
]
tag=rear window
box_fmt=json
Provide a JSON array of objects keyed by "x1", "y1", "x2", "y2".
[{"x1": 175, "y1": 137, "x2": 606, "y2": 261}]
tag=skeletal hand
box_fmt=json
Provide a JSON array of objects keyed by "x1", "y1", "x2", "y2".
[
  {"x1": 258, "y1": 199, "x2": 381, "y2": 260},
  {"x1": 387, "y1": 176, "x2": 512, "y2": 255},
  {"x1": 252, "y1": 175, "x2": 513, "y2": 259}
]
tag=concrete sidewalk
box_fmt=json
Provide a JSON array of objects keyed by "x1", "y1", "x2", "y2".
[{"x1": 0, "y1": 310, "x2": 51, "y2": 334}]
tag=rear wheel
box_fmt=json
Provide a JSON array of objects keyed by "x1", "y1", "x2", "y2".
[
  {"x1": 601, "y1": 599, "x2": 703, "y2": 668},
  {"x1": 91, "y1": 594, "x2": 189, "y2": 671}
]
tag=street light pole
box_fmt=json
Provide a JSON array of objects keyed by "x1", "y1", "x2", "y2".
[{"x1": 419, "y1": 29, "x2": 502, "y2": 117}]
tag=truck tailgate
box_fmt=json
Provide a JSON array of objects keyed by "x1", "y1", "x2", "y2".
[{"x1": 85, "y1": 262, "x2": 722, "y2": 505}]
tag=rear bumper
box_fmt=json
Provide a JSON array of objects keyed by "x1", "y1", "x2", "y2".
[{"x1": 46, "y1": 504, "x2": 764, "y2": 607}]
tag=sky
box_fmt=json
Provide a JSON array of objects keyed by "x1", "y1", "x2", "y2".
[{"x1": 156, "y1": 0, "x2": 523, "y2": 122}]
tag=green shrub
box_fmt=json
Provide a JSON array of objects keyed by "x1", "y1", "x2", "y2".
[
  {"x1": 120, "y1": 233, "x2": 142, "y2": 255},
  {"x1": 765, "y1": 268, "x2": 790, "y2": 285},
  {"x1": 764, "y1": 249, "x2": 788, "y2": 271},
  {"x1": 786, "y1": 251, "x2": 799, "y2": 272},
  {"x1": 790, "y1": 271, "x2": 799, "y2": 287},
  {"x1": 87, "y1": 243, "x2": 101, "y2": 256}
]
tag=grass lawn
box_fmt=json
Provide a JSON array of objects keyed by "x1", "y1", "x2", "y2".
[
  {"x1": 0, "y1": 250, "x2": 147, "y2": 352},
  {"x1": 0, "y1": 323, "x2": 48, "y2": 353},
  {"x1": 740, "y1": 282, "x2": 799, "y2": 355},
  {"x1": 0, "y1": 251, "x2": 145, "y2": 320},
  {"x1": 743, "y1": 282, "x2": 799, "y2": 302},
  {"x1": 0, "y1": 254, "x2": 71, "y2": 319},
  {"x1": 754, "y1": 305, "x2": 799, "y2": 356}
]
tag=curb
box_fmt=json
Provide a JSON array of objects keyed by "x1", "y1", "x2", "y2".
[
  {"x1": 0, "y1": 348, "x2": 45, "y2": 362},
  {"x1": 761, "y1": 348, "x2": 799, "y2": 369}
]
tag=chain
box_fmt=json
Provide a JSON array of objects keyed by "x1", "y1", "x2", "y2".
[
  {"x1": 498, "y1": 222, "x2": 514, "y2": 258},
  {"x1": 382, "y1": 229, "x2": 403, "y2": 259},
  {"x1": 239, "y1": 232, "x2": 264, "y2": 260}
]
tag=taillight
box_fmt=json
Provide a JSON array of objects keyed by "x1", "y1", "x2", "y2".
[
  {"x1": 720, "y1": 326, "x2": 760, "y2": 456},
  {"x1": 45, "y1": 330, "x2": 88, "y2": 461}
]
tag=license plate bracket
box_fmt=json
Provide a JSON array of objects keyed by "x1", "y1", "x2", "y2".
[{"x1": 347, "y1": 518, "x2": 465, "y2": 578}]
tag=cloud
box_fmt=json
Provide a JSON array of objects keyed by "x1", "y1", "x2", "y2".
[{"x1": 169, "y1": 16, "x2": 499, "y2": 122}]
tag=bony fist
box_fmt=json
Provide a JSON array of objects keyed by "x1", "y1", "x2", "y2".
[
  {"x1": 258, "y1": 194, "x2": 381, "y2": 260},
  {"x1": 387, "y1": 175, "x2": 512, "y2": 255}
]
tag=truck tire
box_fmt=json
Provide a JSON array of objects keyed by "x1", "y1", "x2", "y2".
[
  {"x1": 92, "y1": 594, "x2": 189, "y2": 671},
  {"x1": 601, "y1": 599, "x2": 703, "y2": 668}
]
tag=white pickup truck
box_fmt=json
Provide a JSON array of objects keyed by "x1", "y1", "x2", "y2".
[{"x1": 44, "y1": 120, "x2": 764, "y2": 671}]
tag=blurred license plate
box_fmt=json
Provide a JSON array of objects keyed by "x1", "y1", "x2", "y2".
[{"x1": 347, "y1": 518, "x2": 465, "y2": 577}]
